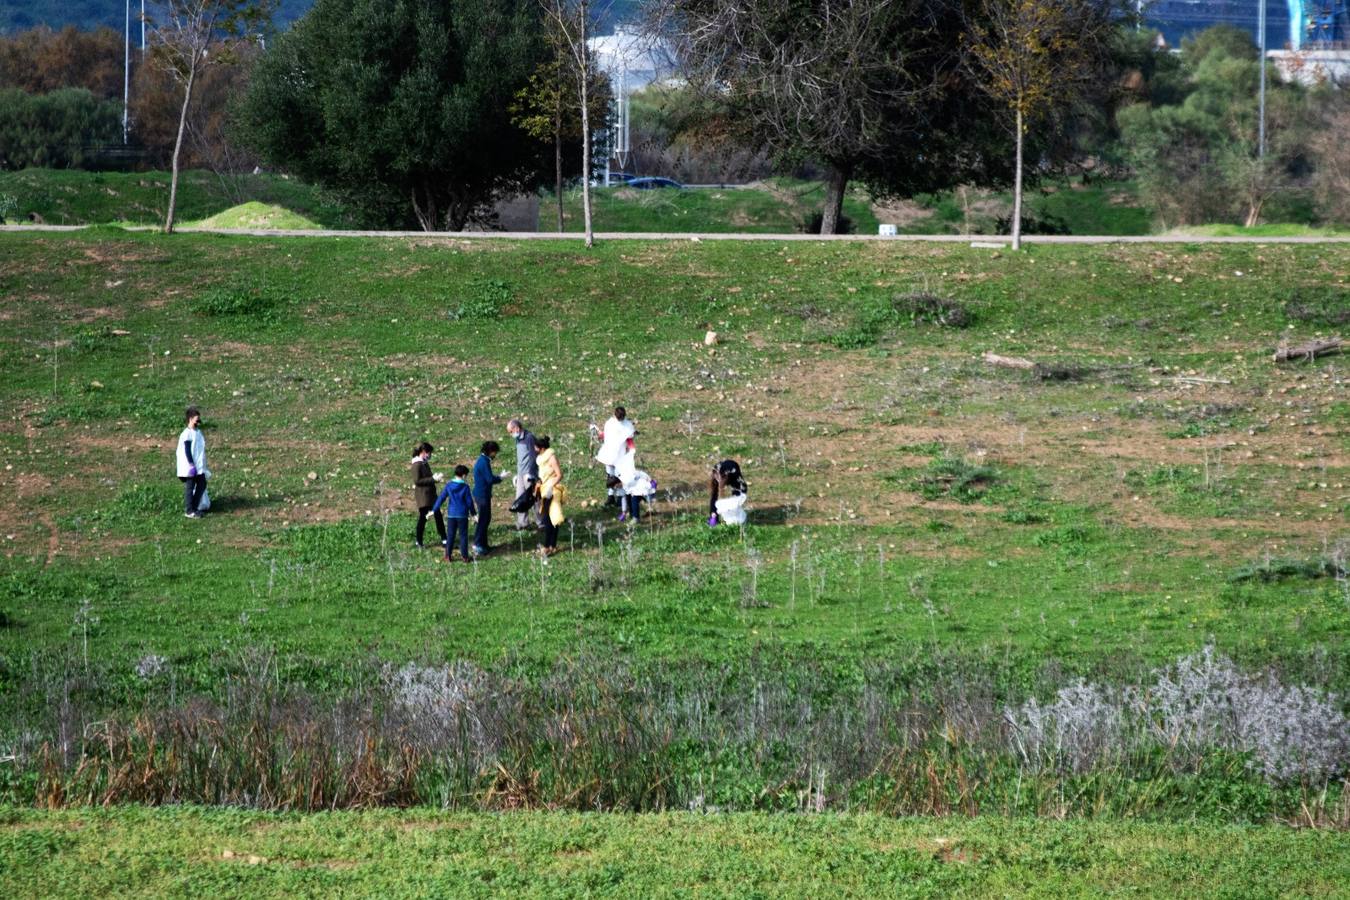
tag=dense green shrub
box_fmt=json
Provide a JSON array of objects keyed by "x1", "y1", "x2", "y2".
[{"x1": 0, "y1": 88, "x2": 120, "y2": 171}]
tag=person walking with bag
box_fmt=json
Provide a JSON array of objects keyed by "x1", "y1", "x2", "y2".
[
  {"x1": 176, "y1": 406, "x2": 209, "y2": 518},
  {"x1": 410, "y1": 441, "x2": 445, "y2": 549},
  {"x1": 506, "y1": 418, "x2": 539, "y2": 529}
]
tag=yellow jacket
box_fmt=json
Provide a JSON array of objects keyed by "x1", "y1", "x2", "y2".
[{"x1": 536, "y1": 448, "x2": 565, "y2": 525}]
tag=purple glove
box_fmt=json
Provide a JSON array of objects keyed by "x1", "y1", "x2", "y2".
[
  {"x1": 708, "y1": 514, "x2": 718, "y2": 527},
  {"x1": 187, "y1": 466, "x2": 198, "y2": 477}
]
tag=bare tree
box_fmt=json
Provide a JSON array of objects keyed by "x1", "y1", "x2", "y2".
[
  {"x1": 656, "y1": 0, "x2": 963, "y2": 234},
  {"x1": 963, "y1": 0, "x2": 1112, "y2": 249},
  {"x1": 148, "y1": 0, "x2": 269, "y2": 233},
  {"x1": 541, "y1": 0, "x2": 610, "y2": 247}
]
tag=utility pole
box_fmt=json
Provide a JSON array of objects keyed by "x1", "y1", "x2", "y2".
[
  {"x1": 123, "y1": 0, "x2": 131, "y2": 144},
  {"x1": 1258, "y1": 0, "x2": 1267, "y2": 158}
]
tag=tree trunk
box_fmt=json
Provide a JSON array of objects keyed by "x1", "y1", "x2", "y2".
[
  {"x1": 164, "y1": 55, "x2": 197, "y2": 235},
  {"x1": 554, "y1": 95, "x2": 564, "y2": 233},
  {"x1": 820, "y1": 164, "x2": 850, "y2": 235},
  {"x1": 411, "y1": 184, "x2": 438, "y2": 231},
  {"x1": 578, "y1": 6, "x2": 593, "y2": 248},
  {"x1": 1244, "y1": 197, "x2": 1262, "y2": 228},
  {"x1": 1011, "y1": 107, "x2": 1024, "y2": 251}
]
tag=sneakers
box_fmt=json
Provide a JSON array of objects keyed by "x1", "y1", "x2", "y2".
[{"x1": 185, "y1": 511, "x2": 201, "y2": 519}]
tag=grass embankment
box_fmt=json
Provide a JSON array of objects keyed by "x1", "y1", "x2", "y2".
[
  {"x1": 3, "y1": 806, "x2": 1348, "y2": 897},
  {"x1": 557, "y1": 179, "x2": 881, "y2": 234},
  {"x1": 0, "y1": 233, "x2": 1346, "y2": 826},
  {"x1": 0, "y1": 168, "x2": 354, "y2": 229},
  {"x1": 561, "y1": 177, "x2": 1156, "y2": 236}
]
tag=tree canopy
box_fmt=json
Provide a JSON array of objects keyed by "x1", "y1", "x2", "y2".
[
  {"x1": 659, "y1": 0, "x2": 1012, "y2": 233},
  {"x1": 236, "y1": 0, "x2": 553, "y2": 230}
]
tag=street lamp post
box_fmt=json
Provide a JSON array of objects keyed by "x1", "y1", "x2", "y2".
[{"x1": 1258, "y1": 0, "x2": 1267, "y2": 158}]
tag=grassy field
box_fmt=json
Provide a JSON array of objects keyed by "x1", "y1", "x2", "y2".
[
  {"x1": 0, "y1": 169, "x2": 355, "y2": 229},
  {"x1": 0, "y1": 232, "x2": 1346, "y2": 868},
  {"x1": 4, "y1": 805, "x2": 1348, "y2": 898},
  {"x1": 1, "y1": 232, "x2": 1344, "y2": 673}
]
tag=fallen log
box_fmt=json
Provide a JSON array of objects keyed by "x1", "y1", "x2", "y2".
[
  {"x1": 982, "y1": 351, "x2": 1036, "y2": 370},
  {"x1": 981, "y1": 351, "x2": 1092, "y2": 381},
  {"x1": 1273, "y1": 337, "x2": 1342, "y2": 363}
]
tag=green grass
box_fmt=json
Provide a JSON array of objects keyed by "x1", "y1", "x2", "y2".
[
  {"x1": 1169, "y1": 223, "x2": 1350, "y2": 238},
  {"x1": 0, "y1": 168, "x2": 356, "y2": 229},
  {"x1": 0, "y1": 232, "x2": 1345, "y2": 686},
  {"x1": 0, "y1": 232, "x2": 1347, "y2": 867},
  {"x1": 899, "y1": 179, "x2": 1154, "y2": 236},
  {"x1": 192, "y1": 201, "x2": 324, "y2": 231},
  {"x1": 3, "y1": 806, "x2": 1347, "y2": 897},
  {"x1": 557, "y1": 179, "x2": 880, "y2": 233}
]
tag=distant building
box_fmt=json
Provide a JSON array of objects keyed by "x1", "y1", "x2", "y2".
[{"x1": 1144, "y1": 0, "x2": 1348, "y2": 50}]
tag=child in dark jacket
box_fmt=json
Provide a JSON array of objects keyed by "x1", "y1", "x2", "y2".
[
  {"x1": 430, "y1": 464, "x2": 477, "y2": 562},
  {"x1": 471, "y1": 441, "x2": 504, "y2": 556}
]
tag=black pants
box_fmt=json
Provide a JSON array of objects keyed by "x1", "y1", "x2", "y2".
[
  {"x1": 540, "y1": 495, "x2": 558, "y2": 549},
  {"x1": 473, "y1": 504, "x2": 492, "y2": 552},
  {"x1": 446, "y1": 517, "x2": 470, "y2": 559},
  {"x1": 627, "y1": 495, "x2": 644, "y2": 521},
  {"x1": 416, "y1": 505, "x2": 446, "y2": 546},
  {"x1": 181, "y1": 474, "x2": 206, "y2": 514}
]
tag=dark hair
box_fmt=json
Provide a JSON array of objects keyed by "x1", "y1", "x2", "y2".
[
  {"x1": 416, "y1": 441, "x2": 433, "y2": 456},
  {"x1": 481, "y1": 440, "x2": 500, "y2": 455},
  {"x1": 614, "y1": 406, "x2": 626, "y2": 419},
  {"x1": 454, "y1": 464, "x2": 469, "y2": 477},
  {"x1": 535, "y1": 435, "x2": 551, "y2": 450},
  {"x1": 185, "y1": 405, "x2": 200, "y2": 423}
]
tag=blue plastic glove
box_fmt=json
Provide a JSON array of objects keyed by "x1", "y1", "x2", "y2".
[
  {"x1": 707, "y1": 514, "x2": 718, "y2": 527},
  {"x1": 187, "y1": 466, "x2": 198, "y2": 477}
]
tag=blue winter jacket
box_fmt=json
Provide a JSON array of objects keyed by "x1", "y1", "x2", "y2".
[
  {"x1": 431, "y1": 478, "x2": 477, "y2": 519},
  {"x1": 472, "y1": 454, "x2": 503, "y2": 504}
]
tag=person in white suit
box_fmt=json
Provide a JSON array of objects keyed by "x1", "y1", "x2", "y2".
[{"x1": 592, "y1": 405, "x2": 636, "y2": 516}]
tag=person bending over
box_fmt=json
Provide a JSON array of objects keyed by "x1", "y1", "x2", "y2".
[{"x1": 708, "y1": 459, "x2": 748, "y2": 526}]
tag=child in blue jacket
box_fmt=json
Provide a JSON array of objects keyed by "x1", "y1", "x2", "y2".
[
  {"x1": 430, "y1": 464, "x2": 477, "y2": 562},
  {"x1": 472, "y1": 441, "x2": 505, "y2": 557}
]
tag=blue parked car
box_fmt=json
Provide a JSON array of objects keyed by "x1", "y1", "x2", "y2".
[{"x1": 626, "y1": 177, "x2": 685, "y2": 190}]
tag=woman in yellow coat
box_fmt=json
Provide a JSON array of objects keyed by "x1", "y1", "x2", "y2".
[{"x1": 534, "y1": 435, "x2": 564, "y2": 556}]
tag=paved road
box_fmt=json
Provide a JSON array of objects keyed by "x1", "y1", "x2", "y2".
[{"x1": 4, "y1": 224, "x2": 1350, "y2": 243}]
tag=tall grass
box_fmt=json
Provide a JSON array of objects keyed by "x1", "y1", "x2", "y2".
[{"x1": 8, "y1": 648, "x2": 1347, "y2": 825}]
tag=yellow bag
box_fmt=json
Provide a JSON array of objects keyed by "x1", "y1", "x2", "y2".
[{"x1": 549, "y1": 483, "x2": 567, "y2": 526}]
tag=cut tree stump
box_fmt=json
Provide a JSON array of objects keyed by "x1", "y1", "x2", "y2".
[{"x1": 1273, "y1": 338, "x2": 1342, "y2": 363}]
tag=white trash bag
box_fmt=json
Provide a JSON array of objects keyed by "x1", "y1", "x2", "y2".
[{"x1": 715, "y1": 492, "x2": 747, "y2": 525}]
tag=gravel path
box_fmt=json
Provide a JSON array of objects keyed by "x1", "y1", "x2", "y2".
[{"x1": 4, "y1": 224, "x2": 1350, "y2": 243}]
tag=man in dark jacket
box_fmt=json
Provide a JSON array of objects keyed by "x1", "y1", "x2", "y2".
[
  {"x1": 411, "y1": 441, "x2": 446, "y2": 549},
  {"x1": 471, "y1": 440, "x2": 504, "y2": 556},
  {"x1": 507, "y1": 418, "x2": 539, "y2": 529}
]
